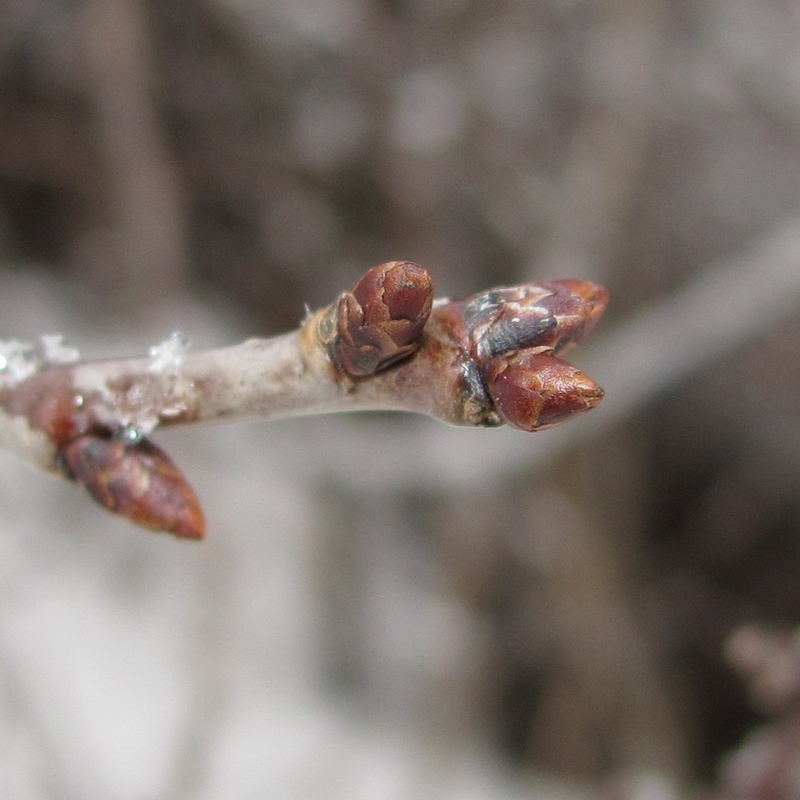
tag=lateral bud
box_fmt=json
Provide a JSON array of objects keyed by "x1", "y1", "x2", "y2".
[
  {"x1": 320, "y1": 261, "x2": 434, "y2": 378},
  {"x1": 62, "y1": 435, "x2": 206, "y2": 539}
]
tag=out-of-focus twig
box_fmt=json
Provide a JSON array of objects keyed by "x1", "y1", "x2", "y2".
[
  {"x1": 536, "y1": 0, "x2": 667, "y2": 280},
  {"x1": 521, "y1": 473, "x2": 688, "y2": 782},
  {"x1": 716, "y1": 624, "x2": 800, "y2": 800},
  {"x1": 727, "y1": 626, "x2": 800, "y2": 716},
  {"x1": 82, "y1": 0, "x2": 186, "y2": 300}
]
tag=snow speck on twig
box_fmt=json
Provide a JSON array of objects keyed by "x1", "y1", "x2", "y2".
[
  {"x1": 0, "y1": 339, "x2": 38, "y2": 386},
  {"x1": 39, "y1": 334, "x2": 81, "y2": 365},
  {"x1": 148, "y1": 331, "x2": 189, "y2": 374}
]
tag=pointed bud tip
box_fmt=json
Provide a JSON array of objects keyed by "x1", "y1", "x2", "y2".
[
  {"x1": 483, "y1": 352, "x2": 604, "y2": 432},
  {"x1": 170, "y1": 506, "x2": 206, "y2": 540},
  {"x1": 550, "y1": 279, "x2": 610, "y2": 326},
  {"x1": 63, "y1": 435, "x2": 207, "y2": 540},
  {"x1": 550, "y1": 279, "x2": 609, "y2": 306}
]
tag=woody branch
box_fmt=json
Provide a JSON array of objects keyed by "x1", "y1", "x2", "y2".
[{"x1": 0, "y1": 262, "x2": 608, "y2": 539}]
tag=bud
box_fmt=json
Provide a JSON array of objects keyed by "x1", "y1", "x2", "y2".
[
  {"x1": 323, "y1": 261, "x2": 434, "y2": 377},
  {"x1": 483, "y1": 352, "x2": 604, "y2": 432},
  {"x1": 62, "y1": 435, "x2": 206, "y2": 539},
  {"x1": 448, "y1": 279, "x2": 609, "y2": 360}
]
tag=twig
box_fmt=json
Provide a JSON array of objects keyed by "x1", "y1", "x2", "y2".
[
  {"x1": 304, "y1": 214, "x2": 800, "y2": 493},
  {"x1": 82, "y1": 0, "x2": 187, "y2": 299},
  {"x1": 0, "y1": 262, "x2": 608, "y2": 538}
]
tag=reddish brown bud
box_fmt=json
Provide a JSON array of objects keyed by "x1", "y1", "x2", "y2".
[
  {"x1": 322, "y1": 261, "x2": 434, "y2": 378},
  {"x1": 544, "y1": 279, "x2": 610, "y2": 348},
  {"x1": 62, "y1": 436, "x2": 205, "y2": 539},
  {"x1": 443, "y1": 279, "x2": 609, "y2": 361},
  {"x1": 483, "y1": 352, "x2": 604, "y2": 432}
]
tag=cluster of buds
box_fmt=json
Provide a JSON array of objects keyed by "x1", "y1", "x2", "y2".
[
  {"x1": 322, "y1": 265, "x2": 609, "y2": 433},
  {"x1": 442, "y1": 279, "x2": 608, "y2": 431},
  {"x1": 0, "y1": 262, "x2": 608, "y2": 539}
]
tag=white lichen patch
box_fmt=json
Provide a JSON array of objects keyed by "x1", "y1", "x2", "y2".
[
  {"x1": 0, "y1": 335, "x2": 80, "y2": 388},
  {"x1": 147, "y1": 332, "x2": 193, "y2": 420},
  {"x1": 148, "y1": 331, "x2": 188, "y2": 374},
  {"x1": 39, "y1": 334, "x2": 80, "y2": 365},
  {"x1": 117, "y1": 382, "x2": 161, "y2": 435},
  {"x1": 0, "y1": 339, "x2": 38, "y2": 386}
]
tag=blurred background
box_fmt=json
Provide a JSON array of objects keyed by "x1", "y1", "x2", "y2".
[{"x1": 3, "y1": 0, "x2": 800, "y2": 797}]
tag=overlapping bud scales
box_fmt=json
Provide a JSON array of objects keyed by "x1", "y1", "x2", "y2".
[
  {"x1": 321, "y1": 261, "x2": 434, "y2": 378},
  {"x1": 63, "y1": 435, "x2": 205, "y2": 539},
  {"x1": 443, "y1": 279, "x2": 609, "y2": 431}
]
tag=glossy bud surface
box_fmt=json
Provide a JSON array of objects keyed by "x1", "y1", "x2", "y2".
[
  {"x1": 483, "y1": 352, "x2": 604, "y2": 431},
  {"x1": 63, "y1": 435, "x2": 206, "y2": 539},
  {"x1": 330, "y1": 261, "x2": 434, "y2": 377}
]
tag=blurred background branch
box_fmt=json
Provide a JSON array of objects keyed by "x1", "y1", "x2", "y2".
[{"x1": 81, "y1": 0, "x2": 187, "y2": 303}]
